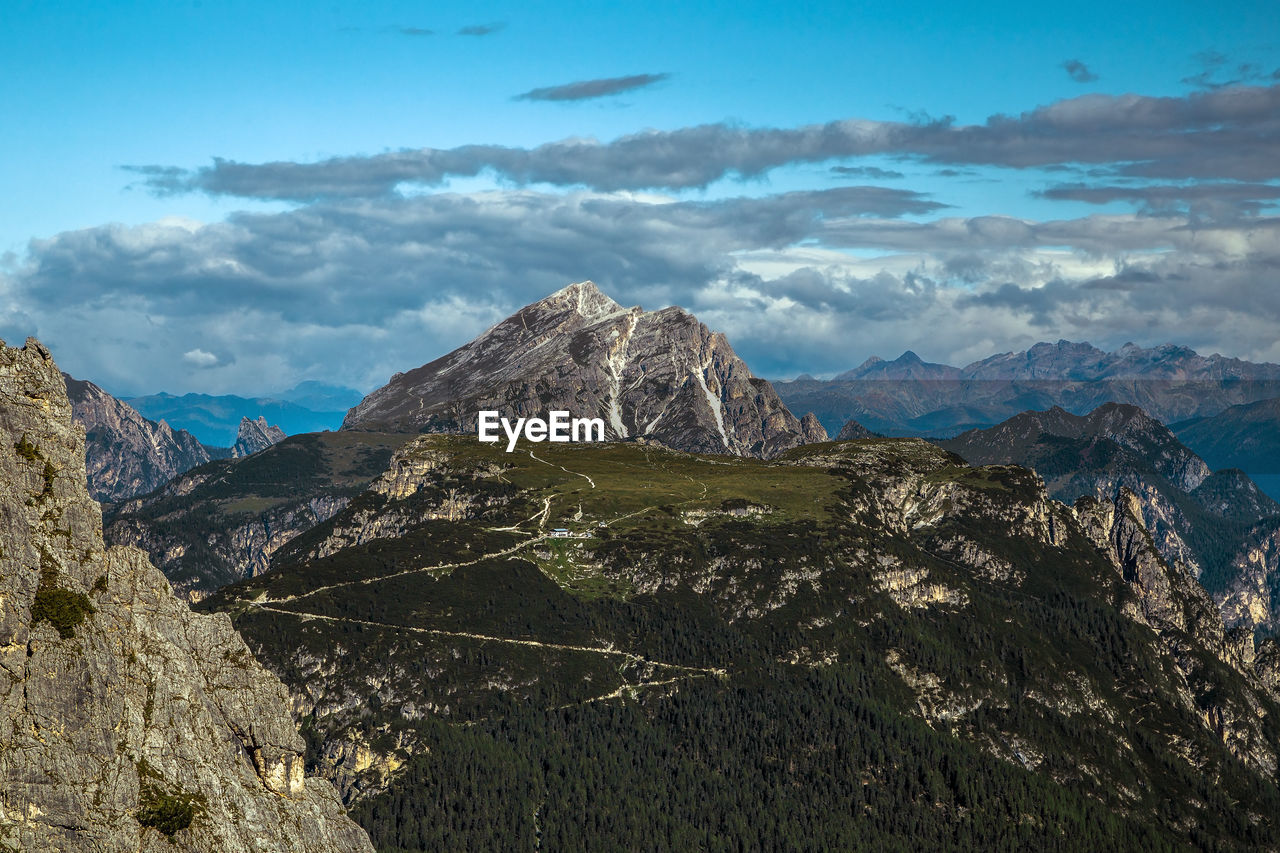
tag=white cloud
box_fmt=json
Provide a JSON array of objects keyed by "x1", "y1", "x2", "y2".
[{"x1": 182, "y1": 348, "x2": 219, "y2": 368}]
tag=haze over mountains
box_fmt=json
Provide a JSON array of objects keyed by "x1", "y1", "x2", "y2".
[{"x1": 127, "y1": 382, "x2": 360, "y2": 447}]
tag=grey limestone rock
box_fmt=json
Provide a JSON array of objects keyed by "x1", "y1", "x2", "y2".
[
  {"x1": 0, "y1": 338, "x2": 373, "y2": 852},
  {"x1": 343, "y1": 281, "x2": 812, "y2": 457},
  {"x1": 65, "y1": 373, "x2": 215, "y2": 502},
  {"x1": 232, "y1": 416, "x2": 287, "y2": 458}
]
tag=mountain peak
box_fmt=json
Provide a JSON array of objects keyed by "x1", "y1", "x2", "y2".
[
  {"x1": 233, "y1": 415, "x2": 286, "y2": 458},
  {"x1": 540, "y1": 280, "x2": 627, "y2": 322},
  {"x1": 343, "y1": 282, "x2": 812, "y2": 457}
]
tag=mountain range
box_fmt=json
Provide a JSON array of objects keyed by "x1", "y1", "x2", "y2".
[
  {"x1": 127, "y1": 382, "x2": 360, "y2": 447},
  {"x1": 777, "y1": 340, "x2": 1280, "y2": 439},
  {"x1": 13, "y1": 282, "x2": 1280, "y2": 849}
]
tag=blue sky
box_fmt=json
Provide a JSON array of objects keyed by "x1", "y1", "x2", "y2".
[{"x1": 2, "y1": 0, "x2": 1278, "y2": 393}]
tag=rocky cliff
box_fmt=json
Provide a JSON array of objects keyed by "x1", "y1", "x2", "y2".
[
  {"x1": 0, "y1": 338, "x2": 373, "y2": 852},
  {"x1": 343, "y1": 281, "x2": 811, "y2": 457},
  {"x1": 64, "y1": 374, "x2": 217, "y2": 502},
  {"x1": 233, "y1": 416, "x2": 287, "y2": 458},
  {"x1": 938, "y1": 403, "x2": 1280, "y2": 635}
]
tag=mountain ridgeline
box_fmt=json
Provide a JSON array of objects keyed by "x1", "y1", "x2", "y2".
[
  {"x1": 343, "y1": 281, "x2": 825, "y2": 457},
  {"x1": 778, "y1": 339, "x2": 1280, "y2": 438},
  {"x1": 199, "y1": 430, "x2": 1280, "y2": 850},
  {"x1": 23, "y1": 282, "x2": 1280, "y2": 850},
  {"x1": 63, "y1": 373, "x2": 227, "y2": 502}
]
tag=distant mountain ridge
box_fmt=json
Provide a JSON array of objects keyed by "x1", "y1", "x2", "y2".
[
  {"x1": 1173, "y1": 398, "x2": 1280, "y2": 475},
  {"x1": 778, "y1": 339, "x2": 1280, "y2": 437},
  {"x1": 344, "y1": 281, "x2": 820, "y2": 458},
  {"x1": 128, "y1": 382, "x2": 359, "y2": 446},
  {"x1": 64, "y1": 373, "x2": 226, "y2": 502}
]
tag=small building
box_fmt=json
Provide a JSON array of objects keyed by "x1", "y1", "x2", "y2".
[{"x1": 550, "y1": 528, "x2": 571, "y2": 538}]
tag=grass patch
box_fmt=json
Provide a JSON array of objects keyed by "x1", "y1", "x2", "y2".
[
  {"x1": 13, "y1": 435, "x2": 40, "y2": 462},
  {"x1": 137, "y1": 783, "x2": 206, "y2": 838},
  {"x1": 31, "y1": 553, "x2": 93, "y2": 639}
]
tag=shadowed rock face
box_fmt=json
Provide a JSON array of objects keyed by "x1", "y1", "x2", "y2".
[
  {"x1": 64, "y1": 373, "x2": 215, "y2": 502},
  {"x1": 1, "y1": 338, "x2": 373, "y2": 852},
  {"x1": 233, "y1": 415, "x2": 287, "y2": 458},
  {"x1": 342, "y1": 281, "x2": 810, "y2": 458},
  {"x1": 939, "y1": 402, "x2": 1280, "y2": 636}
]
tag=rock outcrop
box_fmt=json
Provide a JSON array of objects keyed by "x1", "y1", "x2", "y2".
[
  {"x1": 799, "y1": 412, "x2": 828, "y2": 443},
  {"x1": 232, "y1": 416, "x2": 287, "y2": 458},
  {"x1": 0, "y1": 338, "x2": 373, "y2": 852},
  {"x1": 343, "y1": 281, "x2": 812, "y2": 457},
  {"x1": 64, "y1": 374, "x2": 217, "y2": 502},
  {"x1": 938, "y1": 403, "x2": 1280, "y2": 635},
  {"x1": 836, "y1": 418, "x2": 873, "y2": 440}
]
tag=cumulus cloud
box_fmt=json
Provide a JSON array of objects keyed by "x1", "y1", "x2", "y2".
[
  {"x1": 516, "y1": 73, "x2": 670, "y2": 102},
  {"x1": 127, "y1": 83, "x2": 1280, "y2": 200},
  {"x1": 1061, "y1": 59, "x2": 1098, "y2": 83},
  {"x1": 10, "y1": 182, "x2": 1280, "y2": 392},
  {"x1": 182, "y1": 348, "x2": 220, "y2": 368}
]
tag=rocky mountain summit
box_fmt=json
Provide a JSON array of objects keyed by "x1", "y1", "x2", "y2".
[
  {"x1": 343, "y1": 281, "x2": 816, "y2": 457},
  {"x1": 232, "y1": 415, "x2": 287, "y2": 458},
  {"x1": 0, "y1": 338, "x2": 373, "y2": 852},
  {"x1": 64, "y1": 373, "x2": 218, "y2": 502}
]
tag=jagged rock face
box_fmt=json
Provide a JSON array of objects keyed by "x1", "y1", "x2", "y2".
[
  {"x1": 836, "y1": 418, "x2": 873, "y2": 440},
  {"x1": 343, "y1": 281, "x2": 810, "y2": 457},
  {"x1": 0, "y1": 338, "x2": 373, "y2": 852},
  {"x1": 1074, "y1": 489, "x2": 1278, "y2": 771},
  {"x1": 64, "y1": 374, "x2": 215, "y2": 502},
  {"x1": 233, "y1": 416, "x2": 287, "y2": 458},
  {"x1": 1219, "y1": 521, "x2": 1280, "y2": 635},
  {"x1": 938, "y1": 403, "x2": 1280, "y2": 635},
  {"x1": 799, "y1": 412, "x2": 828, "y2": 443}
]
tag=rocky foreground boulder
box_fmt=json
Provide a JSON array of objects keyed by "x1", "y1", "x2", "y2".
[{"x1": 0, "y1": 338, "x2": 373, "y2": 852}]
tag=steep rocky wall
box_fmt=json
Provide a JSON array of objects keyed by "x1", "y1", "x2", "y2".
[
  {"x1": 0, "y1": 338, "x2": 373, "y2": 852},
  {"x1": 65, "y1": 374, "x2": 215, "y2": 502}
]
